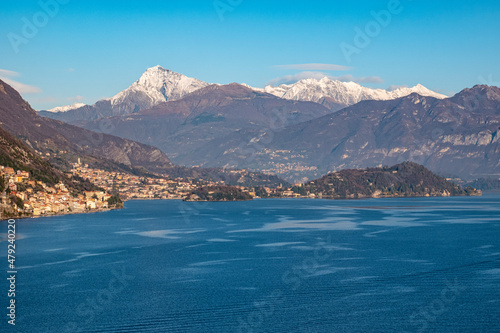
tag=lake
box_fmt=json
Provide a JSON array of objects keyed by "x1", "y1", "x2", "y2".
[{"x1": 1, "y1": 195, "x2": 499, "y2": 332}]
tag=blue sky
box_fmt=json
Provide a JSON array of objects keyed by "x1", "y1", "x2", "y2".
[{"x1": 1, "y1": 0, "x2": 499, "y2": 110}]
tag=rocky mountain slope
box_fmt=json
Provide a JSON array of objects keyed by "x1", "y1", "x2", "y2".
[
  {"x1": 0, "y1": 125, "x2": 98, "y2": 197},
  {"x1": 0, "y1": 79, "x2": 173, "y2": 173}
]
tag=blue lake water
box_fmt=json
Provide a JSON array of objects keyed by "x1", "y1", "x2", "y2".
[{"x1": 1, "y1": 195, "x2": 500, "y2": 332}]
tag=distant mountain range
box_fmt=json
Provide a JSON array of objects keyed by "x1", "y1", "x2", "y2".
[
  {"x1": 39, "y1": 66, "x2": 446, "y2": 122},
  {"x1": 257, "y1": 78, "x2": 446, "y2": 111},
  {"x1": 34, "y1": 66, "x2": 500, "y2": 183}
]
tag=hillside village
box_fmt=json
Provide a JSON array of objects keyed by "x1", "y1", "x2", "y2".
[{"x1": 0, "y1": 164, "x2": 115, "y2": 219}]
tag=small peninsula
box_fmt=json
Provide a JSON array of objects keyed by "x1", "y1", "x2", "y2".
[{"x1": 184, "y1": 185, "x2": 253, "y2": 202}]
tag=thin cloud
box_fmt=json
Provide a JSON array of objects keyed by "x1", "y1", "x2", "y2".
[
  {"x1": 67, "y1": 95, "x2": 85, "y2": 102},
  {"x1": 334, "y1": 74, "x2": 384, "y2": 84},
  {"x1": 268, "y1": 71, "x2": 329, "y2": 86},
  {"x1": 274, "y1": 63, "x2": 351, "y2": 71},
  {"x1": 0, "y1": 69, "x2": 20, "y2": 77},
  {"x1": 268, "y1": 71, "x2": 384, "y2": 86},
  {"x1": 388, "y1": 85, "x2": 409, "y2": 91},
  {"x1": 0, "y1": 69, "x2": 42, "y2": 94},
  {"x1": 434, "y1": 88, "x2": 454, "y2": 97}
]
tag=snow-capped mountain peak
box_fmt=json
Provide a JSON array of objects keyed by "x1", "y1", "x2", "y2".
[
  {"x1": 47, "y1": 102, "x2": 86, "y2": 113},
  {"x1": 258, "y1": 77, "x2": 447, "y2": 110},
  {"x1": 109, "y1": 66, "x2": 210, "y2": 114}
]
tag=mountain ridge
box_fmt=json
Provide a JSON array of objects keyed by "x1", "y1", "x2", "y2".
[
  {"x1": 257, "y1": 78, "x2": 447, "y2": 111},
  {"x1": 39, "y1": 66, "x2": 446, "y2": 122},
  {"x1": 232, "y1": 85, "x2": 500, "y2": 182}
]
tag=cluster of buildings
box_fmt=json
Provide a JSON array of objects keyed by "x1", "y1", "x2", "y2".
[
  {"x1": 0, "y1": 165, "x2": 113, "y2": 218},
  {"x1": 1, "y1": 159, "x2": 312, "y2": 219},
  {"x1": 70, "y1": 163, "x2": 205, "y2": 200},
  {"x1": 69, "y1": 163, "x2": 306, "y2": 201},
  {"x1": 256, "y1": 149, "x2": 318, "y2": 177}
]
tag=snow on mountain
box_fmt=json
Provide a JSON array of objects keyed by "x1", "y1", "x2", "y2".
[
  {"x1": 42, "y1": 66, "x2": 209, "y2": 117},
  {"x1": 109, "y1": 65, "x2": 210, "y2": 115},
  {"x1": 43, "y1": 68, "x2": 446, "y2": 120},
  {"x1": 47, "y1": 103, "x2": 86, "y2": 113},
  {"x1": 254, "y1": 77, "x2": 447, "y2": 109}
]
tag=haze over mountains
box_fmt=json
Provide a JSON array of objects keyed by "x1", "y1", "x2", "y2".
[{"x1": 36, "y1": 66, "x2": 500, "y2": 183}]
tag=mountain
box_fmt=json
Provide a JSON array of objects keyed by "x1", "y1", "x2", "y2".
[
  {"x1": 0, "y1": 125, "x2": 98, "y2": 199},
  {"x1": 217, "y1": 85, "x2": 499, "y2": 182},
  {"x1": 301, "y1": 162, "x2": 480, "y2": 199},
  {"x1": 0, "y1": 79, "x2": 173, "y2": 173},
  {"x1": 109, "y1": 65, "x2": 210, "y2": 115},
  {"x1": 39, "y1": 66, "x2": 210, "y2": 123},
  {"x1": 40, "y1": 67, "x2": 445, "y2": 124},
  {"x1": 82, "y1": 83, "x2": 331, "y2": 163},
  {"x1": 258, "y1": 78, "x2": 447, "y2": 111},
  {"x1": 47, "y1": 102, "x2": 86, "y2": 113},
  {"x1": 0, "y1": 125, "x2": 66, "y2": 187}
]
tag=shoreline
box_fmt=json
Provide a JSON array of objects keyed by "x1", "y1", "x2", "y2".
[
  {"x1": 0, "y1": 206, "x2": 122, "y2": 222},
  {"x1": 1, "y1": 191, "x2": 489, "y2": 222}
]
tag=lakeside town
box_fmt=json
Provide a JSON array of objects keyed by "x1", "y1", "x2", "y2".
[
  {"x1": 0, "y1": 163, "x2": 116, "y2": 219},
  {"x1": 0, "y1": 160, "x2": 278, "y2": 219},
  {"x1": 1, "y1": 158, "x2": 481, "y2": 220}
]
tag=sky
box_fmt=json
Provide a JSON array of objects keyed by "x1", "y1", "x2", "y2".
[{"x1": 1, "y1": 0, "x2": 499, "y2": 110}]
